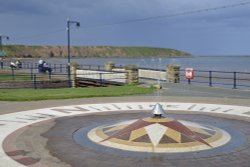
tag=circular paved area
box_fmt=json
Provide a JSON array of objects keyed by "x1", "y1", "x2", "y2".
[
  {"x1": 1, "y1": 99, "x2": 250, "y2": 167},
  {"x1": 1, "y1": 83, "x2": 250, "y2": 167}
]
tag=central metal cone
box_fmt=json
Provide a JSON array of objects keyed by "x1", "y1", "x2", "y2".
[{"x1": 152, "y1": 103, "x2": 166, "y2": 117}]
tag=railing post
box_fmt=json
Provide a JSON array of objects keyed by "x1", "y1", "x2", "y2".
[
  {"x1": 11, "y1": 68, "x2": 15, "y2": 80},
  {"x1": 30, "y1": 68, "x2": 33, "y2": 80},
  {"x1": 99, "y1": 73, "x2": 103, "y2": 86},
  {"x1": 209, "y1": 71, "x2": 212, "y2": 87},
  {"x1": 0, "y1": 60, "x2": 3, "y2": 69},
  {"x1": 33, "y1": 74, "x2": 37, "y2": 89},
  {"x1": 60, "y1": 64, "x2": 62, "y2": 73},
  {"x1": 49, "y1": 70, "x2": 52, "y2": 80},
  {"x1": 30, "y1": 65, "x2": 33, "y2": 80},
  {"x1": 233, "y1": 72, "x2": 237, "y2": 89}
]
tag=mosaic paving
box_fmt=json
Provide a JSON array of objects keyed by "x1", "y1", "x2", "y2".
[
  {"x1": 88, "y1": 116, "x2": 231, "y2": 153},
  {"x1": 1, "y1": 102, "x2": 250, "y2": 167}
]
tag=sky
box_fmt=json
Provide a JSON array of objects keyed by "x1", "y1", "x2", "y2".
[{"x1": 0, "y1": 0, "x2": 250, "y2": 55}]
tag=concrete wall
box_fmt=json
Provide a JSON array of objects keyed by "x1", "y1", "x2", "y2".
[
  {"x1": 139, "y1": 69, "x2": 166, "y2": 81},
  {"x1": 76, "y1": 64, "x2": 179, "y2": 85},
  {"x1": 113, "y1": 68, "x2": 166, "y2": 81},
  {"x1": 76, "y1": 70, "x2": 126, "y2": 84}
]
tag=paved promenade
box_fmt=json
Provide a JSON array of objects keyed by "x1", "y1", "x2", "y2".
[
  {"x1": 1, "y1": 83, "x2": 250, "y2": 114},
  {"x1": 0, "y1": 83, "x2": 250, "y2": 167}
]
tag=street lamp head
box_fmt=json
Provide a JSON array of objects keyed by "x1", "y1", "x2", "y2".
[{"x1": 76, "y1": 22, "x2": 80, "y2": 27}]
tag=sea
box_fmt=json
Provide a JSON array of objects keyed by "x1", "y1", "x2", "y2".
[
  {"x1": 33, "y1": 56, "x2": 250, "y2": 73},
  {"x1": 4, "y1": 56, "x2": 249, "y2": 72}
]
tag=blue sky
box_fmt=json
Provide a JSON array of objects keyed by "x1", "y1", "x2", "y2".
[{"x1": 0, "y1": 0, "x2": 250, "y2": 55}]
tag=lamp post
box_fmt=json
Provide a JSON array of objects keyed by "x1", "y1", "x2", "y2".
[{"x1": 67, "y1": 19, "x2": 80, "y2": 87}]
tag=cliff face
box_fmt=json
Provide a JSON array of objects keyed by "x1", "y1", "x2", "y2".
[{"x1": 3, "y1": 45, "x2": 192, "y2": 58}]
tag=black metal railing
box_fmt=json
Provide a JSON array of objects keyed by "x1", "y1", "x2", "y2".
[
  {"x1": 0, "y1": 61, "x2": 68, "y2": 73},
  {"x1": 136, "y1": 67, "x2": 250, "y2": 89},
  {"x1": 1, "y1": 61, "x2": 250, "y2": 89},
  {"x1": 0, "y1": 72, "x2": 70, "y2": 89},
  {"x1": 179, "y1": 69, "x2": 250, "y2": 89},
  {"x1": 0, "y1": 68, "x2": 127, "y2": 89}
]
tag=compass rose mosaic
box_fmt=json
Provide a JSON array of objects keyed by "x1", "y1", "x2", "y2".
[{"x1": 88, "y1": 116, "x2": 231, "y2": 153}]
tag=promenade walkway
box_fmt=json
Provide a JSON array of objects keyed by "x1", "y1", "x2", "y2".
[{"x1": 0, "y1": 83, "x2": 250, "y2": 114}]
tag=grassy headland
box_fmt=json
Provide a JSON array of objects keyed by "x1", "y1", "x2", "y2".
[
  {"x1": 3, "y1": 45, "x2": 192, "y2": 58},
  {"x1": 0, "y1": 85, "x2": 155, "y2": 101}
]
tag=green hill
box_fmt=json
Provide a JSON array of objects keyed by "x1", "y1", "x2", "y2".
[{"x1": 3, "y1": 45, "x2": 192, "y2": 58}]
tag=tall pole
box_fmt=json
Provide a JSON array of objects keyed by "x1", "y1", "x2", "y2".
[
  {"x1": 0, "y1": 35, "x2": 9, "y2": 69},
  {"x1": 0, "y1": 36, "x2": 2, "y2": 69},
  {"x1": 67, "y1": 19, "x2": 71, "y2": 87},
  {"x1": 0, "y1": 36, "x2": 2, "y2": 53},
  {"x1": 66, "y1": 19, "x2": 80, "y2": 88}
]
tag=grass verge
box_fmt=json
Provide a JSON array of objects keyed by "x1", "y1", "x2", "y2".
[
  {"x1": 0, "y1": 85, "x2": 155, "y2": 101},
  {"x1": 0, "y1": 75, "x2": 32, "y2": 81}
]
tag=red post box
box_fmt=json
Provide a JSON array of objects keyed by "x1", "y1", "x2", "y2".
[{"x1": 185, "y1": 68, "x2": 194, "y2": 79}]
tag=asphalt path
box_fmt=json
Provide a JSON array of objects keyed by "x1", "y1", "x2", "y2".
[{"x1": 0, "y1": 83, "x2": 250, "y2": 115}]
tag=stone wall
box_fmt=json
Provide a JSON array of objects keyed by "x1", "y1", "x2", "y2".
[
  {"x1": 124, "y1": 65, "x2": 139, "y2": 85},
  {"x1": 166, "y1": 64, "x2": 180, "y2": 83}
]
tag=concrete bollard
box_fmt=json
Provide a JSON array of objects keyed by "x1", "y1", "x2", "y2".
[
  {"x1": 105, "y1": 62, "x2": 115, "y2": 71},
  {"x1": 70, "y1": 63, "x2": 78, "y2": 88},
  {"x1": 125, "y1": 65, "x2": 139, "y2": 85},
  {"x1": 166, "y1": 64, "x2": 181, "y2": 83}
]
